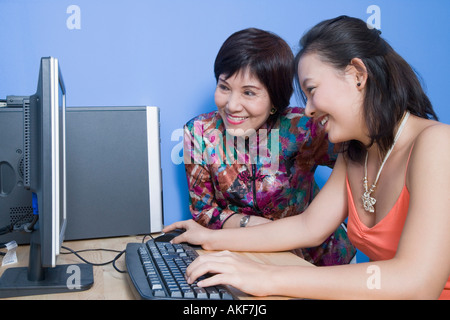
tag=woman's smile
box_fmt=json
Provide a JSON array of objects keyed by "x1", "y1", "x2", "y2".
[{"x1": 226, "y1": 114, "x2": 249, "y2": 125}]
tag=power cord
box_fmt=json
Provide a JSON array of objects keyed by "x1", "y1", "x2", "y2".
[
  {"x1": 0, "y1": 215, "x2": 38, "y2": 236},
  {"x1": 61, "y1": 233, "x2": 158, "y2": 273},
  {"x1": 61, "y1": 246, "x2": 127, "y2": 273},
  {"x1": 0, "y1": 243, "x2": 7, "y2": 256},
  {"x1": 141, "y1": 233, "x2": 156, "y2": 243}
]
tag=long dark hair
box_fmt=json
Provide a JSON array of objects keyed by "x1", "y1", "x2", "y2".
[
  {"x1": 294, "y1": 16, "x2": 438, "y2": 162},
  {"x1": 215, "y1": 28, "x2": 294, "y2": 117}
]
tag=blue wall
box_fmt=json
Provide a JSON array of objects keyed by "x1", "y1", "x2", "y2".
[{"x1": 1, "y1": 1, "x2": 449, "y2": 234}]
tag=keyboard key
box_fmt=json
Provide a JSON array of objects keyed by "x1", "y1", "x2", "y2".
[
  {"x1": 151, "y1": 283, "x2": 162, "y2": 290},
  {"x1": 153, "y1": 289, "x2": 166, "y2": 297},
  {"x1": 220, "y1": 290, "x2": 234, "y2": 300},
  {"x1": 183, "y1": 288, "x2": 195, "y2": 299},
  {"x1": 170, "y1": 290, "x2": 183, "y2": 298},
  {"x1": 206, "y1": 287, "x2": 221, "y2": 299},
  {"x1": 193, "y1": 286, "x2": 208, "y2": 299}
]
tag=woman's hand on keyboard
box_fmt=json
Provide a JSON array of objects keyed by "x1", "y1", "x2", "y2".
[
  {"x1": 163, "y1": 219, "x2": 213, "y2": 247},
  {"x1": 185, "y1": 250, "x2": 273, "y2": 297}
]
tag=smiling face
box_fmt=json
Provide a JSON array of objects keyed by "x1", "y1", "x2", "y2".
[
  {"x1": 215, "y1": 68, "x2": 273, "y2": 136},
  {"x1": 297, "y1": 53, "x2": 369, "y2": 144}
]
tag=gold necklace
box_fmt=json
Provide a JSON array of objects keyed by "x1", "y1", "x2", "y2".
[{"x1": 361, "y1": 112, "x2": 410, "y2": 213}]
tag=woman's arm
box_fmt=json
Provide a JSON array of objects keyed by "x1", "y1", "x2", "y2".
[
  {"x1": 166, "y1": 153, "x2": 349, "y2": 252},
  {"x1": 222, "y1": 213, "x2": 272, "y2": 228},
  {"x1": 185, "y1": 251, "x2": 415, "y2": 299},
  {"x1": 391, "y1": 124, "x2": 450, "y2": 298}
]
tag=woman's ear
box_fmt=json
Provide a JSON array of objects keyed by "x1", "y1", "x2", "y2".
[{"x1": 349, "y1": 58, "x2": 368, "y2": 90}]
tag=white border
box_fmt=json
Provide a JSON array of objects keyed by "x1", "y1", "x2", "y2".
[
  {"x1": 146, "y1": 106, "x2": 163, "y2": 233},
  {"x1": 50, "y1": 57, "x2": 59, "y2": 266}
]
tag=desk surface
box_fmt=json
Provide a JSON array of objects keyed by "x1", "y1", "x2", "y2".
[{"x1": 0, "y1": 235, "x2": 313, "y2": 300}]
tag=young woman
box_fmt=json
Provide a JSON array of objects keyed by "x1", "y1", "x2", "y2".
[
  {"x1": 183, "y1": 27, "x2": 355, "y2": 266},
  {"x1": 167, "y1": 17, "x2": 450, "y2": 299}
]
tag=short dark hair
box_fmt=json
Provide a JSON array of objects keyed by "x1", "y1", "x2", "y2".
[
  {"x1": 214, "y1": 28, "x2": 294, "y2": 117},
  {"x1": 294, "y1": 16, "x2": 438, "y2": 161}
]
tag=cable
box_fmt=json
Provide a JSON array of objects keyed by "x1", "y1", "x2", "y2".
[
  {"x1": 0, "y1": 215, "x2": 38, "y2": 236},
  {"x1": 0, "y1": 224, "x2": 14, "y2": 236},
  {"x1": 24, "y1": 215, "x2": 38, "y2": 232},
  {"x1": 61, "y1": 246, "x2": 127, "y2": 273},
  {"x1": 141, "y1": 233, "x2": 156, "y2": 243},
  {"x1": 0, "y1": 243, "x2": 6, "y2": 256}
]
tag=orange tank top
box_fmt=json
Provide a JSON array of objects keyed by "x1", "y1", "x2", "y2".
[{"x1": 346, "y1": 147, "x2": 450, "y2": 299}]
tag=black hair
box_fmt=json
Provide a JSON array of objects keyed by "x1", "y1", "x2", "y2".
[
  {"x1": 214, "y1": 28, "x2": 294, "y2": 117},
  {"x1": 294, "y1": 16, "x2": 438, "y2": 161}
]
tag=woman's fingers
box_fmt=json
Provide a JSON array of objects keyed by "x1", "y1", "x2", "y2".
[
  {"x1": 162, "y1": 219, "x2": 213, "y2": 247},
  {"x1": 162, "y1": 219, "x2": 191, "y2": 233},
  {"x1": 186, "y1": 251, "x2": 250, "y2": 287}
]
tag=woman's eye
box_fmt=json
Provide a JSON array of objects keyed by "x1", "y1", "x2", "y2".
[
  {"x1": 244, "y1": 90, "x2": 255, "y2": 96},
  {"x1": 306, "y1": 87, "x2": 315, "y2": 93},
  {"x1": 218, "y1": 84, "x2": 229, "y2": 91}
]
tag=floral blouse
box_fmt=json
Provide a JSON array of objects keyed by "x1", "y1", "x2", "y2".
[{"x1": 183, "y1": 107, "x2": 356, "y2": 266}]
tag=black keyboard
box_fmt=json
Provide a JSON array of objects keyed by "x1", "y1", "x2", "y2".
[{"x1": 125, "y1": 240, "x2": 235, "y2": 300}]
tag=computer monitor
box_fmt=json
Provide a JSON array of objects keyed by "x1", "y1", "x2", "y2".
[
  {"x1": 0, "y1": 57, "x2": 93, "y2": 298},
  {"x1": 24, "y1": 56, "x2": 67, "y2": 267}
]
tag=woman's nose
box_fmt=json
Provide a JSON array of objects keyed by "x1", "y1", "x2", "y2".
[
  {"x1": 226, "y1": 93, "x2": 243, "y2": 113},
  {"x1": 305, "y1": 99, "x2": 316, "y2": 118}
]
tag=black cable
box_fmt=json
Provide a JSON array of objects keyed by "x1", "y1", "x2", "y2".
[
  {"x1": 24, "y1": 215, "x2": 38, "y2": 232},
  {"x1": 112, "y1": 250, "x2": 126, "y2": 273},
  {"x1": 61, "y1": 245, "x2": 127, "y2": 273},
  {"x1": 141, "y1": 233, "x2": 155, "y2": 243},
  {"x1": 0, "y1": 215, "x2": 37, "y2": 235},
  {"x1": 0, "y1": 243, "x2": 6, "y2": 256},
  {"x1": 0, "y1": 224, "x2": 14, "y2": 236},
  {"x1": 0, "y1": 242, "x2": 11, "y2": 257}
]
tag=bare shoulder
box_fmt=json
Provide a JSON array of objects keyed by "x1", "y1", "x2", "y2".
[
  {"x1": 407, "y1": 121, "x2": 450, "y2": 185},
  {"x1": 414, "y1": 121, "x2": 450, "y2": 143},
  {"x1": 411, "y1": 121, "x2": 450, "y2": 156}
]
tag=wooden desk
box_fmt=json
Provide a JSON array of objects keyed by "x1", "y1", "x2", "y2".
[{"x1": 0, "y1": 235, "x2": 313, "y2": 300}]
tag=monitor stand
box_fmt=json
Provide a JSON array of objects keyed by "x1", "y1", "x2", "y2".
[{"x1": 0, "y1": 231, "x2": 94, "y2": 298}]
